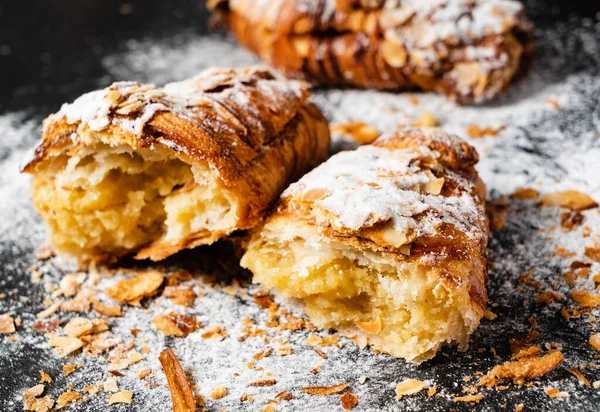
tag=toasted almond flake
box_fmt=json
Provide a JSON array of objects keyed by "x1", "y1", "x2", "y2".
[
  {"x1": 103, "y1": 378, "x2": 119, "y2": 393},
  {"x1": 568, "y1": 368, "x2": 591, "y2": 386},
  {"x1": 544, "y1": 387, "x2": 568, "y2": 398},
  {"x1": 24, "y1": 384, "x2": 45, "y2": 398},
  {"x1": 515, "y1": 404, "x2": 525, "y2": 412},
  {"x1": 412, "y1": 110, "x2": 439, "y2": 128},
  {"x1": 63, "y1": 317, "x2": 108, "y2": 337},
  {"x1": 105, "y1": 271, "x2": 164, "y2": 305},
  {"x1": 340, "y1": 392, "x2": 358, "y2": 410},
  {"x1": 358, "y1": 376, "x2": 367, "y2": 384},
  {"x1": 483, "y1": 310, "x2": 498, "y2": 320},
  {"x1": 277, "y1": 344, "x2": 292, "y2": 356},
  {"x1": 56, "y1": 391, "x2": 82, "y2": 409},
  {"x1": 152, "y1": 313, "x2": 200, "y2": 337},
  {"x1": 589, "y1": 334, "x2": 600, "y2": 352},
  {"x1": 478, "y1": 352, "x2": 564, "y2": 387},
  {"x1": 355, "y1": 317, "x2": 382, "y2": 335},
  {"x1": 39, "y1": 370, "x2": 52, "y2": 383},
  {"x1": 593, "y1": 381, "x2": 600, "y2": 389},
  {"x1": 24, "y1": 394, "x2": 55, "y2": 412},
  {"x1": 466, "y1": 125, "x2": 504, "y2": 138},
  {"x1": 301, "y1": 383, "x2": 347, "y2": 396},
  {"x1": 0, "y1": 313, "x2": 15, "y2": 334},
  {"x1": 201, "y1": 324, "x2": 227, "y2": 340},
  {"x1": 263, "y1": 405, "x2": 276, "y2": 412},
  {"x1": 62, "y1": 363, "x2": 78, "y2": 377},
  {"x1": 108, "y1": 391, "x2": 133, "y2": 405},
  {"x1": 159, "y1": 349, "x2": 196, "y2": 411},
  {"x1": 540, "y1": 190, "x2": 598, "y2": 210},
  {"x1": 162, "y1": 286, "x2": 196, "y2": 307},
  {"x1": 315, "y1": 349, "x2": 328, "y2": 359},
  {"x1": 454, "y1": 394, "x2": 484, "y2": 403},
  {"x1": 428, "y1": 386, "x2": 437, "y2": 396},
  {"x1": 510, "y1": 188, "x2": 539, "y2": 199},
  {"x1": 571, "y1": 290, "x2": 600, "y2": 308},
  {"x1": 248, "y1": 379, "x2": 277, "y2": 387},
  {"x1": 48, "y1": 336, "x2": 84, "y2": 357},
  {"x1": 253, "y1": 347, "x2": 273, "y2": 361},
  {"x1": 93, "y1": 301, "x2": 122, "y2": 317},
  {"x1": 585, "y1": 247, "x2": 600, "y2": 262},
  {"x1": 330, "y1": 122, "x2": 380, "y2": 145},
  {"x1": 137, "y1": 368, "x2": 152, "y2": 379},
  {"x1": 305, "y1": 334, "x2": 339, "y2": 347},
  {"x1": 211, "y1": 385, "x2": 228, "y2": 400},
  {"x1": 275, "y1": 390, "x2": 294, "y2": 401},
  {"x1": 83, "y1": 385, "x2": 99, "y2": 395},
  {"x1": 395, "y1": 379, "x2": 427, "y2": 399},
  {"x1": 36, "y1": 302, "x2": 61, "y2": 319}
]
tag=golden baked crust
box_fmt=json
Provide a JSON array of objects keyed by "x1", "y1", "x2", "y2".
[
  {"x1": 23, "y1": 67, "x2": 330, "y2": 263},
  {"x1": 241, "y1": 127, "x2": 488, "y2": 362},
  {"x1": 209, "y1": 0, "x2": 533, "y2": 104}
]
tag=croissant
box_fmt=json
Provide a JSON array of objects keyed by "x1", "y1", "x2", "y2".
[
  {"x1": 209, "y1": 0, "x2": 533, "y2": 104},
  {"x1": 22, "y1": 67, "x2": 330, "y2": 263},
  {"x1": 241, "y1": 127, "x2": 489, "y2": 362}
]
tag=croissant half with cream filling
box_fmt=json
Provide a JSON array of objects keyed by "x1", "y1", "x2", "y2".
[
  {"x1": 241, "y1": 127, "x2": 489, "y2": 362},
  {"x1": 209, "y1": 0, "x2": 533, "y2": 104},
  {"x1": 22, "y1": 67, "x2": 330, "y2": 263}
]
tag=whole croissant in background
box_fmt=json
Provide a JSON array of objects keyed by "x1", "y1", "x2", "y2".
[
  {"x1": 22, "y1": 67, "x2": 330, "y2": 264},
  {"x1": 209, "y1": 0, "x2": 533, "y2": 104}
]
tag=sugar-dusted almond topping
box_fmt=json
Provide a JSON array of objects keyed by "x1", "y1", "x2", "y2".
[
  {"x1": 63, "y1": 317, "x2": 108, "y2": 337},
  {"x1": 248, "y1": 378, "x2": 277, "y2": 387},
  {"x1": 567, "y1": 368, "x2": 590, "y2": 386},
  {"x1": 0, "y1": 313, "x2": 15, "y2": 334},
  {"x1": 510, "y1": 188, "x2": 538, "y2": 200},
  {"x1": 211, "y1": 385, "x2": 228, "y2": 399},
  {"x1": 105, "y1": 271, "x2": 164, "y2": 305},
  {"x1": 137, "y1": 368, "x2": 152, "y2": 379},
  {"x1": 453, "y1": 394, "x2": 484, "y2": 403},
  {"x1": 305, "y1": 334, "x2": 339, "y2": 347},
  {"x1": 23, "y1": 384, "x2": 54, "y2": 412},
  {"x1": 571, "y1": 290, "x2": 600, "y2": 308},
  {"x1": 93, "y1": 301, "x2": 122, "y2": 317},
  {"x1": 395, "y1": 379, "x2": 427, "y2": 399},
  {"x1": 62, "y1": 363, "x2": 79, "y2": 377},
  {"x1": 24, "y1": 384, "x2": 45, "y2": 398},
  {"x1": 55, "y1": 391, "x2": 82, "y2": 409},
  {"x1": 108, "y1": 391, "x2": 133, "y2": 405},
  {"x1": 39, "y1": 370, "x2": 52, "y2": 383},
  {"x1": 589, "y1": 333, "x2": 600, "y2": 352},
  {"x1": 275, "y1": 390, "x2": 294, "y2": 401},
  {"x1": 539, "y1": 190, "x2": 598, "y2": 211},
  {"x1": 301, "y1": 383, "x2": 347, "y2": 395},
  {"x1": 340, "y1": 392, "x2": 358, "y2": 410},
  {"x1": 584, "y1": 246, "x2": 600, "y2": 263},
  {"x1": 330, "y1": 122, "x2": 380, "y2": 145},
  {"x1": 544, "y1": 387, "x2": 568, "y2": 398},
  {"x1": 162, "y1": 286, "x2": 196, "y2": 307},
  {"x1": 478, "y1": 351, "x2": 564, "y2": 387},
  {"x1": 159, "y1": 349, "x2": 196, "y2": 412},
  {"x1": 48, "y1": 336, "x2": 84, "y2": 357},
  {"x1": 355, "y1": 317, "x2": 382, "y2": 335},
  {"x1": 103, "y1": 377, "x2": 119, "y2": 393},
  {"x1": 200, "y1": 324, "x2": 227, "y2": 340},
  {"x1": 152, "y1": 313, "x2": 200, "y2": 337}
]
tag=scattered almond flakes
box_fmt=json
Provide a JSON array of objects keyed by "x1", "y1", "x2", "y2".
[
  {"x1": 589, "y1": 334, "x2": 600, "y2": 352},
  {"x1": 544, "y1": 387, "x2": 568, "y2": 398},
  {"x1": 301, "y1": 383, "x2": 347, "y2": 396},
  {"x1": 23, "y1": 385, "x2": 54, "y2": 412},
  {"x1": 83, "y1": 385, "x2": 99, "y2": 395},
  {"x1": 568, "y1": 368, "x2": 591, "y2": 386},
  {"x1": 277, "y1": 344, "x2": 292, "y2": 356},
  {"x1": 159, "y1": 349, "x2": 196, "y2": 412},
  {"x1": 36, "y1": 302, "x2": 61, "y2": 319},
  {"x1": 275, "y1": 390, "x2": 294, "y2": 401},
  {"x1": 253, "y1": 347, "x2": 273, "y2": 361},
  {"x1": 152, "y1": 313, "x2": 200, "y2": 337},
  {"x1": 24, "y1": 384, "x2": 45, "y2": 398},
  {"x1": 466, "y1": 124, "x2": 504, "y2": 138},
  {"x1": 105, "y1": 271, "x2": 164, "y2": 305},
  {"x1": 39, "y1": 370, "x2": 52, "y2": 383},
  {"x1": 536, "y1": 290, "x2": 563, "y2": 305},
  {"x1": 540, "y1": 190, "x2": 598, "y2": 211},
  {"x1": 305, "y1": 334, "x2": 339, "y2": 347},
  {"x1": 201, "y1": 324, "x2": 228, "y2": 340},
  {"x1": 47, "y1": 336, "x2": 84, "y2": 357},
  {"x1": 584, "y1": 246, "x2": 600, "y2": 262},
  {"x1": 211, "y1": 385, "x2": 228, "y2": 399},
  {"x1": 478, "y1": 351, "x2": 564, "y2": 387},
  {"x1": 104, "y1": 378, "x2": 119, "y2": 393},
  {"x1": 162, "y1": 286, "x2": 196, "y2": 307},
  {"x1": 62, "y1": 363, "x2": 78, "y2": 377},
  {"x1": 571, "y1": 290, "x2": 600, "y2": 308},
  {"x1": 330, "y1": 121, "x2": 380, "y2": 145},
  {"x1": 93, "y1": 301, "x2": 122, "y2": 317},
  {"x1": 427, "y1": 386, "x2": 437, "y2": 397},
  {"x1": 510, "y1": 188, "x2": 539, "y2": 200},
  {"x1": 248, "y1": 378, "x2": 277, "y2": 387},
  {"x1": 453, "y1": 394, "x2": 484, "y2": 403},
  {"x1": 358, "y1": 376, "x2": 367, "y2": 384},
  {"x1": 63, "y1": 317, "x2": 108, "y2": 337},
  {"x1": 340, "y1": 392, "x2": 358, "y2": 410},
  {"x1": 55, "y1": 391, "x2": 82, "y2": 409},
  {"x1": 137, "y1": 368, "x2": 152, "y2": 379},
  {"x1": 108, "y1": 391, "x2": 133, "y2": 405},
  {"x1": 395, "y1": 379, "x2": 427, "y2": 399},
  {"x1": 263, "y1": 405, "x2": 276, "y2": 412},
  {"x1": 0, "y1": 313, "x2": 15, "y2": 334},
  {"x1": 412, "y1": 110, "x2": 439, "y2": 128},
  {"x1": 315, "y1": 349, "x2": 328, "y2": 359}
]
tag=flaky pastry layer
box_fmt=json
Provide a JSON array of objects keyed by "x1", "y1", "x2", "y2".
[
  {"x1": 241, "y1": 127, "x2": 489, "y2": 362},
  {"x1": 23, "y1": 67, "x2": 330, "y2": 263}
]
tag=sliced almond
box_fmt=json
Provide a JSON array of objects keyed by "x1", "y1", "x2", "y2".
[
  {"x1": 63, "y1": 317, "x2": 108, "y2": 337},
  {"x1": 453, "y1": 394, "x2": 484, "y2": 403},
  {"x1": 424, "y1": 177, "x2": 445, "y2": 195},
  {"x1": 301, "y1": 383, "x2": 347, "y2": 395},
  {"x1": 106, "y1": 271, "x2": 164, "y2": 305},
  {"x1": 55, "y1": 391, "x2": 82, "y2": 409},
  {"x1": 571, "y1": 290, "x2": 600, "y2": 308},
  {"x1": 395, "y1": 379, "x2": 427, "y2": 399},
  {"x1": 247, "y1": 378, "x2": 277, "y2": 387},
  {"x1": 478, "y1": 351, "x2": 564, "y2": 387},
  {"x1": 589, "y1": 333, "x2": 600, "y2": 352},
  {"x1": 159, "y1": 349, "x2": 196, "y2": 412},
  {"x1": 540, "y1": 190, "x2": 598, "y2": 210},
  {"x1": 108, "y1": 391, "x2": 133, "y2": 405},
  {"x1": 47, "y1": 336, "x2": 84, "y2": 357},
  {"x1": 152, "y1": 313, "x2": 200, "y2": 337},
  {"x1": 381, "y1": 40, "x2": 407, "y2": 68},
  {"x1": 0, "y1": 314, "x2": 15, "y2": 334}
]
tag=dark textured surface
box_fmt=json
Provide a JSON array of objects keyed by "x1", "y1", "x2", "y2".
[{"x1": 1, "y1": 1, "x2": 600, "y2": 411}]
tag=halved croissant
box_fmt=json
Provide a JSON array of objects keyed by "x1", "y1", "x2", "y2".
[
  {"x1": 22, "y1": 67, "x2": 330, "y2": 263},
  {"x1": 241, "y1": 127, "x2": 489, "y2": 362}
]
